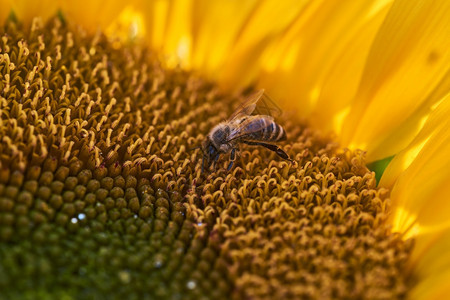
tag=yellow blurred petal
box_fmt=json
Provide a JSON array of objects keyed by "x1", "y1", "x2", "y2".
[
  {"x1": 383, "y1": 96, "x2": 450, "y2": 249},
  {"x1": 0, "y1": 0, "x2": 11, "y2": 24},
  {"x1": 380, "y1": 93, "x2": 450, "y2": 188},
  {"x1": 216, "y1": 0, "x2": 312, "y2": 88},
  {"x1": 9, "y1": 0, "x2": 59, "y2": 23},
  {"x1": 105, "y1": 6, "x2": 146, "y2": 44},
  {"x1": 382, "y1": 97, "x2": 450, "y2": 299},
  {"x1": 138, "y1": 0, "x2": 170, "y2": 49},
  {"x1": 389, "y1": 126, "x2": 450, "y2": 236},
  {"x1": 146, "y1": 0, "x2": 307, "y2": 86},
  {"x1": 308, "y1": 1, "x2": 392, "y2": 132},
  {"x1": 138, "y1": 0, "x2": 193, "y2": 67},
  {"x1": 353, "y1": 69, "x2": 450, "y2": 162},
  {"x1": 409, "y1": 265, "x2": 450, "y2": 300},
  {"x1": 190, "y1": 0, "x2": 261, "y2": 75},
  {"x1": 390, "y1": 174, "x2": 450, "y2": 238},
  {"x1": 408, "y1": 230, "x2": 450, "y2": 300},
  {"x1": 61, "y1": 0, "x2": 129, "y2": 33},
  {"x1": 163, "y1": 0, "x2": 193, "y2": 67},
  {"x1": 258, "y1": 0, "x2": 392, "y2": 122},
  {"x1": 410, "y1": 229, "x2": 450, "y2": 278},
  {"x1": 341, "y1": 0, "x2": 450, "y2": 162}
]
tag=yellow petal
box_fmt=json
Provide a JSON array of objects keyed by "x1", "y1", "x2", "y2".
[
  {"x1": 0, "y1": 0, "x2": 11, "y2": 24},
  {"x1": 138, "y1": 0, "x2": 256, "y2": 71},
  {"x1": 341, "y1": 0, "x2": 450, "y2": 162},
  {"x1": 408, "y1": 229, "x2": 450, "y2": 300},
  {"x1": 104, "y1": 6, "x2": 146, "y2": 44},
  {"x1": 137, "y1": 0, "x2": 170, "y2": 50},
  {"x1": 386, "y1": 97, "x2": 450, "y2": 235},
  {"x1": 139, "y1": 0, "x2": 307, "y2": 84},
  {"x1": 137, "y1": 0, "x2": 193, "y2": 67},
  {"x1": 258, "y1": 0, "x2": 392, "y2": 125},
  {"x1": 189, "y1": 0, "x2": 260, "y2": 77},
  {"x1": 162, "y1": 0, "x2": 193, "y2": 67},
  {"x1": 362, "y1": 69, "x2": 450, "y2": 165},
  {"x1": 380, "y1": 92, "x2": 450, "y2": 189},
  {"x1": 382, "y1": 98, "x2": 450, "y2": 298},
  {"x1": 60, "y1": 0, "x2": 129, "y2": 33},
  {"x1": 215, "y1": 0, "x2": 312, "y2": 89},
  {"x1": 8, "y1": 0, "x2": 59, "y2": 23},
  {"x1": 307, "y1": 1, "x2": 392, "y2": 132}
]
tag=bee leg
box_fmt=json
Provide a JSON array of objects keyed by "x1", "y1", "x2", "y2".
[
  {"x1": 212, "y1": 154, "x2": 220, "y2": 171},
  {"x1": 243, "y1": 141, "x2": 293, "y2": 162},
  {"x1": 201, "y1": 156, "x2": 205, "y2": 174},
  {"x1": 227, "y1": 148, "x2": 237, "y2": 171}
]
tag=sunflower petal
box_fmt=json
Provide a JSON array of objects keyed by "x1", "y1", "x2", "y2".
[
  {"x1": 188, "y1": 0, "x2": 260, "y2": 74},
  {"x1": 214, "y1": 0, "x2": 311, "y2": 88},
  {"x1": 380, "y1": 92, "x2": 450, "y2": 189},
  {"x1": 258, "y1": 0, "x2": 392, "y2": 123},
  {"x1": 103, "y1": 6, "x2": 146, "y2": 45},
  {"x1": 138, "y1": 0, "x2": 308, "y2": 84},
  {"x1": 192, "y1": 0, "x2": 252, "y2": 72},
  {"x1": 386, "y1": 96, "x2": 450, "y2": 234},
  {"x1": 408, "y1": 230, "x2": 450, "y2": 300},
  {"x1": 60, "y1": 0, "x2": 129, "y2": 33},
  {"x1": 189, "y1": 0, "x2": 308, "y2": 85},
  {"x1": 0, "y1": 0, "x2": 11, "y2": 24},
  {"x1": 137, "y1": 0, "x2": 193, "y2": 67},
  {"x1": 137, "y1": 0, "x2": 170, "y2": 49},
  {"x1": 381, "y1": 97, "x2": 450, "y2": 297},
  {"x1": 163, "y1": 0, "x2": 193, "y2": 67},
  {"x1": 341, "y1": 0, "x2": 450, "y2": 162},
  {"x1": 8, "y1": 0, "x2": 59, "y2": 23},
  {"x1": 307, "y1": 1, "x2": 392, "y2": 132}
]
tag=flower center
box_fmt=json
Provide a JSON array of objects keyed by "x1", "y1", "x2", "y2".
[{"x1": 0, "y1": 18, "x2": 413, "y2": 299}]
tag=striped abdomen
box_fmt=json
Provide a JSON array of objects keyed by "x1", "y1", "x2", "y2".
[{"x1": 234, "y1": 115, "x2": 286, "y2": 142}]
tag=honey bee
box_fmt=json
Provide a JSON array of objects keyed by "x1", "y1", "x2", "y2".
[{"x1": 201, "y1": 89, "x2": 293, "y2": 172}]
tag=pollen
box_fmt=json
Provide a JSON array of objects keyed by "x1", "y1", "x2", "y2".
[{"x1": 0, "y1": 18, "x2": 413, "y2": 299}]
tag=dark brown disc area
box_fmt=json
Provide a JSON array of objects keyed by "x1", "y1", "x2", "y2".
[{"x1": 0, "y1": 18, "x2": 413, "y2": 299}]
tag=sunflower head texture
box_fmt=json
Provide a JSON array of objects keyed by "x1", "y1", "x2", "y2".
[{"x1": 0, "y1": 17, "x2": 417, "y2": 299}]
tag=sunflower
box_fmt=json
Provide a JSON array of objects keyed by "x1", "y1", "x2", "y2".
[{"x1": 0, "y1": 0, "x2": 449, "y2": 299}]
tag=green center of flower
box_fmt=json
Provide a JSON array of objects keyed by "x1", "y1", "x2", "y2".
[{"x1": 0, "y1": 18, "x2": 413, "y2": 299}]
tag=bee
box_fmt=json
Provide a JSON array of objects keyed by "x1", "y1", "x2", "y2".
[{"x1": 201, "y1": 89, "x2": 293, "y2": 172}]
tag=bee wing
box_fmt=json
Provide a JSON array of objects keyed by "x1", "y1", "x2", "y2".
[
  {"x1": 228, "y1": 89, "x2": 282, "y2": 121},
  {"x1": 227, "y1": 115, "x2": 274, "y2": 142},
  {"x1": 253, "y1": 91, "x2": 282, "y2": 117}
]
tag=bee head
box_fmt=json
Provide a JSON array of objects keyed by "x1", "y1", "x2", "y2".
[{"x1": 201, "y1": 136, "x2": 219, "y2": 172}]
